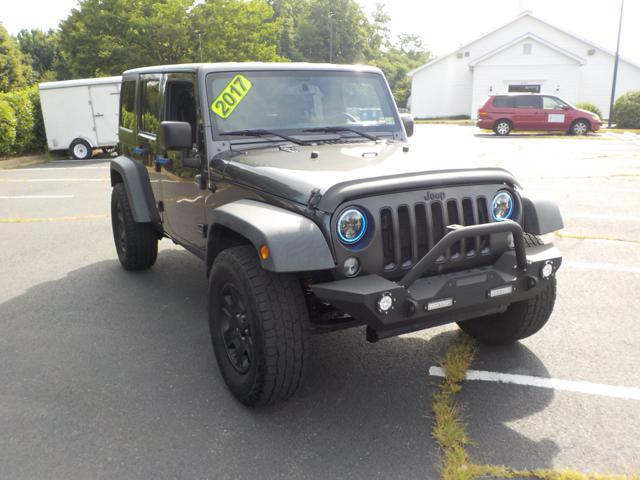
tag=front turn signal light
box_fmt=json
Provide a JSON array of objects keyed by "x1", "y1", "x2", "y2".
[{"x1": 259, "y1": 244, "x2": 270, "y2": 260}]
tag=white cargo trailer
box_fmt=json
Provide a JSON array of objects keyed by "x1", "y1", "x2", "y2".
[{"x1": 38, "y1": 76, "x2": 122, "y2": 159}]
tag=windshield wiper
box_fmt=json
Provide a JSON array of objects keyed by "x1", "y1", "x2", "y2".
[
  {"x1": 302, "y1": 126, "x2": 379, "y2": 141},
  {"x1": 223, "y1": 129, "x2": 309, "y2": 146}
]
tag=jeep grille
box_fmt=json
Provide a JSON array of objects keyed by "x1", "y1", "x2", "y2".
[{"x1": 379, "y1": 197, "x2": 491, "y2": 271}]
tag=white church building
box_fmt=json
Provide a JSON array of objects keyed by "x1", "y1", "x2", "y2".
[{"x1": 408, "y1": 11, "x2": 640, "y2": 119}]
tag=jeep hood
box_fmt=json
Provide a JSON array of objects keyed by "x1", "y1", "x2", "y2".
[{"x1": 220, "y1": 142, "x2": 518, "y2": 212}]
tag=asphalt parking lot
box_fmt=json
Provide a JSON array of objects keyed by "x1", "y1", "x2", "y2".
[{"x1": 1, "y1": 124, "x2": 639, "y2": 479}]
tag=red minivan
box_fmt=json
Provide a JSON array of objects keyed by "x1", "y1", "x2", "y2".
[{"x1": 477, "y1": 94, "x2": 602, "y2": 135}]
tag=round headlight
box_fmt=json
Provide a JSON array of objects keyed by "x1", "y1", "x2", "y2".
[
  {"x1": 492, "y1": 191, "x2": 514, "y2": 221},
  {"x1": 337, "y1": 208, "x2": 367, "y2": 245}
]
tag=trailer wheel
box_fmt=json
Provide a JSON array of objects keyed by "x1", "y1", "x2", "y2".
[{"x1": 70, "y1": 138, "x2": 92, "y2": 160}]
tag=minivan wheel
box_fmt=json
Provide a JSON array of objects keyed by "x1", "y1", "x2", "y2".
[
  {"x1": 493, "y1": 120, "x2": 512, "y2": 136},
  {"x1": 570, "y1": 119, "x2": 590, "y2": 135},
  {"x1": 209, "y1": 245, "x2": 310, "y2": 406},
  {"x1": 69, "y1": 138, "x2": 92, "y2": 160}
]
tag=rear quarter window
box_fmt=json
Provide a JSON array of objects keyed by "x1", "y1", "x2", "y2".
[
  {"x1": 492, "y1": 96, "x2": 514, "y2": 108},
  {"x1": 120, "y1": 80, "x2": 136, "y2": 130}
]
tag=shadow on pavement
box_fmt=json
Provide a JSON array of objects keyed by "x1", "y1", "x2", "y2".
[
  {"x1": 0, "y1": 248, "x2": 558, "y2": 478},
  {"x1": 460, "y1": 342, "x2": 557, "y2": 470}
]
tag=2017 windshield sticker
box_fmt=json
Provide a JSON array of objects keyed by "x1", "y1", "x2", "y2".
[{"x1": 211, "y1": 74, "x2": 253, "y2": 119}]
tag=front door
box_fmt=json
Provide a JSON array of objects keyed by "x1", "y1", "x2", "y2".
[
  {"x1": 159, "y1": 73, "x2": 207, "y2": 252},
  {"x1": 541, "y1": 95, "x2": 570, "y2": 131},
  {"x1": 512, "y1": 95, "x2": 543, "y2": 130},
  {"x1": 89, "y1": 83, "x2": 120, "y2": 145}
]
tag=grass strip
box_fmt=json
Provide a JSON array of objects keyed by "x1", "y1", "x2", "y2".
[{"x1": 431, "y1": 334, "x2": 638, "y2": 480}]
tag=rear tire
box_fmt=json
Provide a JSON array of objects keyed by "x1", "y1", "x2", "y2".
[
  {"x1": 110, "y1": 183, "x2": 158, "y2": 270},
  {"x1": 570, "y1": 119, "x2": 590, "y2": 135},
  {"x1": 209, "y1": 245, "x2": 310, "y2": 406},
  {"x1": 457, "y1": 234, "x2": 556, "y2": 345},
  {"x1": 493, "y1": 120, "x2": 512, "y2": 136},
  {"x1": 69, "y1": 138, "x2": 92, "y2": 160}
]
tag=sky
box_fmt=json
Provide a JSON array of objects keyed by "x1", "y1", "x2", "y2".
[{"x1": 2, "y1": 0, "x2": 639, "y2": 64}]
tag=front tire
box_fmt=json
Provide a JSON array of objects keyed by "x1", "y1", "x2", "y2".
[
  {"x1": 570, "y1": 119, "x2": 590, "y2": 135},
  {"x1": 493, "y1": 120, "x2": 512, "y2": 136},
  {"x1": 457, "y1": 234, "x2": 556, "y2": 345},
  {"x1": 110, "y1": 183, "x2": 158, "y2": 270},
  {"x1": 209, "y1": 245, "x2": 310, "y2": 406}
]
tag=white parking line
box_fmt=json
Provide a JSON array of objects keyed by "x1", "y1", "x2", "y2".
[
  {"x1": 564, "y1": 213, "x2": 640, "y2": 221},
  {"x1": 564, "y1": 261, "x2": 640, "y2": 274},
  {"x1": 428, "y1": 367, "x2": 640, "y2": 401},
  {"x1": 0, "y1": 178, "x2": 107, "y2": 182},
  {"x1": 0, "y1": 195, "x2": 74, "y2": 199},
  {"x1": 0, "y1": 167, "x2": 109, "y2": 172}
]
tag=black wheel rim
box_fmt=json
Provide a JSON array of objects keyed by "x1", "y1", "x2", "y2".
[
  {"x1": 219, "y1": 283, "x2": 253, "y2": 374},
  {"x1": 114, "y1": 200, "x2": 127, "y2": 255}
]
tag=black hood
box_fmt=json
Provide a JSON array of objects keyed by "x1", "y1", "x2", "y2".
[{"x1": 222, "y1": 142, "x2": 519, "y2": 212}]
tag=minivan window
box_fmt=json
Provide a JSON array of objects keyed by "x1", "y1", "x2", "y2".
[
  {"x1": 140, "y1": 78, "x2": 161, "y2": 134},
  {"x1": 514, "y1": 95, "x2": 542, "y2": 109},
  {"x1": 120, "y1": 80, "x2": 136, "y2": 130},
  {"x1": 492, "y1": 96, "x2": 515, "y2": 108},
  {"x1": 543, "y1": 96, "x2": 568, "y2": 110}
]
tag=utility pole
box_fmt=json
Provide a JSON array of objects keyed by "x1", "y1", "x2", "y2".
[
  {"x1": 608, "y1": 0, "x2": 624, "y2": 127},
  {"x1": 328, "y1": 9, "x2": 334, "y2": 63}
]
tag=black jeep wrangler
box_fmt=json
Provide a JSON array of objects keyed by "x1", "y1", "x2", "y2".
[{"x1": 110, "y1": 63, "x2": 563, "y2": 406}]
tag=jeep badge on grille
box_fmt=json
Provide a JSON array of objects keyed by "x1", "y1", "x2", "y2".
[{"x1": 424, "y1": 191, "x2": 446, "y2": 201}]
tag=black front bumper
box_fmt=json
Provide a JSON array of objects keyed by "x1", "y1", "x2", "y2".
[{"x1": 311, "y1": 221, "x2": 561, "y2": 341}]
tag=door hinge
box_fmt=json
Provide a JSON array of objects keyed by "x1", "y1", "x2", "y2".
[
  {"x1": 158, "y1": 201, "x2": 164, "y2": 212},
  {"x1": 197, "y1": 223, "x2": 208, "y2": 238}
]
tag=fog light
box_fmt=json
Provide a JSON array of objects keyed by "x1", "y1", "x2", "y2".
[
  {"x1": 343, "y1": 256, "x2": 360, "y2": 277},
  {"x1": 426, "y1": 297, "x2": 454, "y2": 311},
  {"x1": 376, "y1": 292, "x2": 395, "y2": 314},
  {"x1": 488, "y1": 285, "x2": 513, "y2": 298},
  {"x1": 541, "y1": 262, "x2": 553, "y2": 279}
]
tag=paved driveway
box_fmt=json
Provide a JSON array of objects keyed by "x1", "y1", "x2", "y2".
[{"x1": 1, "y1": 126, "x2": 639, "y2": 478}]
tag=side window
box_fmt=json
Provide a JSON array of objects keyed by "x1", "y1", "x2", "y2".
[
  {"x1": 140, "y1": 79, "x2": 161, "y2": 135},
  {"x1": 492, "y1": 96, "x2": 514, "y2": 108},
  {"x1": 543, "y1": 96, "x2": 565, "y2": 110},
  {"x1": 120, "y1": 80, "x2": 136, "y2": 130},
  {"x1": 514, "y1": 95, "x2": 542, "y2": 109}
]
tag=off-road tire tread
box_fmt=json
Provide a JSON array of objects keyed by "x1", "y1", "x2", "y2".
[
  {"x1": 111, "y1": 183, "x2": 158, "y2": 270},
  {"x1": 457, "y1": 233, "x2": 556, "y2": 345},
  {"x1": 211, "y1": 246, "x2": 309, "y2": 406}
]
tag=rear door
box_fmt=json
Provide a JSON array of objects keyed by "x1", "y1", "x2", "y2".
[
  {"x1": 513, "y1": 95, "x2": 543, "y2": 130},
  {"x1": 542, "y1": 96, "x2": 570, "y2": 131},
  {"x1": 89, "y1": 83, "x2": 120, "y2": 146}
]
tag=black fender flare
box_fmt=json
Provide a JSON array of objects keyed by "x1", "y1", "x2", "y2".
[
  {"x1": 110, "y1": 156, "x2": 160, "y2": 223},
  {"x1": 521, "y1": 196, "x2": 564, "y2": 235},
  {"x1": 208, "y1": 199, "x2": 336, "y2": 273}
]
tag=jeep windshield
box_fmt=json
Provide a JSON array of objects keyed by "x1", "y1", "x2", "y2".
[{"x1": 206, "y1": 70, "x2": 400, "y2": 142}]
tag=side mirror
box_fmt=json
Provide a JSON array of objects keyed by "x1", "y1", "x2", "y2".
[
  {"x1": 160, "y1": 121, "x2": 192, "y2": 151},
  {"x1": 561, "y1": 105, "x2": 570, "y2": 110},
  {"x1": 400, "y1": 113, "x2": 414, "y2": 138}
]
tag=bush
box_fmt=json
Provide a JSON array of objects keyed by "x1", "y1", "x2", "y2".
[
  {"x1": 0, "y1": 85, "x2": 46, "y2": 155},
  {"x1": 613, "y1": 90, "x2": 640, "y2": 128},
  {"x1": 0, "y1": 98, "x2": 17, "y2": 155},
  {"x1": 574, "y1": 102, "x2": 602, "y2": 119},
  {"x1": 0, "y1": 88, "x2": 35, "y2": 153}
]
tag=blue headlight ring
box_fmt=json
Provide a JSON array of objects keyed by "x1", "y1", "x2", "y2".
[
  {"x1": 337, "y1": 208, "x2": 367, "y2": 244},
  {"x1": 492, "y1": 191, "x2": 514, "y2": 221}
]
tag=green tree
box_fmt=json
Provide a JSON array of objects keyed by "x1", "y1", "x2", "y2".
[
  {"x1": 191, "y1": 0, "x2": 282, "y2": 62},
  {"x1": 0, "y1": 23, "x2": 30, "y2": 92},
  {"x1": 59, "y1": 0, "x2": 194, "y2": 77},
  {"x1": 371, "y1": 34, "x2": 431, "y2": 108},
  {"x1": 17, "y1": 28, "x2": 69, "y2": 81},
  {"x1": 294, "y1": 0, "x2": 371, "y2": 63}
]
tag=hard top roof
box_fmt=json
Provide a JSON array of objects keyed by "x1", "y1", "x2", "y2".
[{"x1": 122, "y1": 62, "x2": 382, "y2": 76}]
